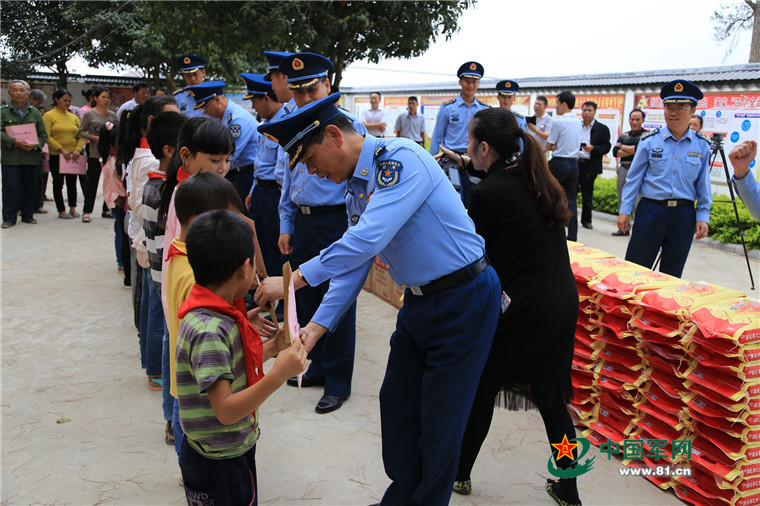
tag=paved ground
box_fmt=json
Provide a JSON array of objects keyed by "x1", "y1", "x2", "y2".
[{"x1": 1, "y1": 200, "x2": 757, "y2": 505}]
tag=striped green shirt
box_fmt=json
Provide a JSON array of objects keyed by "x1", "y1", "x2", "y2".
[{"x1": 176, "y1": 307, "x2": 259, "y2": 459}]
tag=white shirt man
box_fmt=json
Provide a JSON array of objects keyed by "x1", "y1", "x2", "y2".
[{"x1": 360, "y1": 92, "x2": 388, "y2": 137}]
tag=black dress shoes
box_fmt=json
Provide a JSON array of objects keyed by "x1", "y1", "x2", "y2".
[
  {"x1": 581, "y1": 222, "x2": 593, "y2": 230},
  {"x1": 315, "y1": 394, "x2": 349, "y2": 414},
  {"x1": 611, "y1": 229, "x2": 629, "y2": 236},
  {"x1": 286, "y1": 374, "x2": 325, "y2": 388}
]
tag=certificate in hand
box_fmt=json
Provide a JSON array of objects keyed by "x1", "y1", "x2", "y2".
[
  {"x1": 5, "y1": 124, "x2": 39, "y2": 146},
  {"x1": 59, "y1": 154, "x2": 86, "y2": 174},
  {"x1": 282, "y1": 261, "x2": 302, "y2": 393}
]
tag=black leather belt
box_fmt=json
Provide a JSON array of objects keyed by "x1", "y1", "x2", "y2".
[
  {"x1": 551, "y1": 156, "x2": 578, "y2": 161},
  {"x1": 232, "y1": 164, "x2": 253, "y2": 173},
  {"x1": 409, "y1": 256, "x2": 489, "y2": 296},
  {"x1": 256, "y1": 179, "x2": 280, "y2": 188},
  {"x1": 642, "y1": 197, "x2": 694, "y2": 208},
  {"x1": 298, "y1": 204, "x2": 346, "y2": 215}
]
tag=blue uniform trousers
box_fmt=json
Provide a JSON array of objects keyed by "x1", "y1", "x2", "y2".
[
  {"x1": 380, "y1": 266, "x2": 501, "y2": 506},
  {"x1": 549, "y1": 157, "x2": 579, "y2": 241},
  {"x1": 249, "y1": 185, "x2": 283, "y2": 278},
  {"x1": 226, "y1": 168, "x2": 255, "y2": 213},
  {"x1": 625, "y1": 198, "x2": 696, "y2": 278},
  {"x1": 292, "y1": 210, "x2": 356, "y2": 398}
]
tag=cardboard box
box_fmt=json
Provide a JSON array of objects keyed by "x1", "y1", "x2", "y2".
[
  {"x1": 391, "y1": 282, "x2": 405, "y2": 309},
  {"x1": 371, "y1": 259, "x2": 394, "y2": 304}
]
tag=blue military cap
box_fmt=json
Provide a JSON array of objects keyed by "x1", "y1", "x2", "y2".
[
  {"x1": 257, "y1": 92, "x2": 342, "y2": 169},
  {"x1": 240, "y1": 73, "x2": 275, "y2": 99},
  {"x1": 176, "y1": 54, "x2": 207, "y2": 74},
  {"x1": 279, "y1": 52, "x2": 333, "y2": 90},
  {"x1": 496, "y1": 80, "x2": 519, "y2": 95},
  {"x1": 185, "y1": 80, "x2": 226, "y2": 109},
  {"x1": 457, "y1": 61, "x2": 484, "y2": 79},
  {"x1": 660, "y1": 79, "x2": 703, "y2": 104},
  {"x1": 263, "y1": 51, "x2": 293, "y2": 81}
]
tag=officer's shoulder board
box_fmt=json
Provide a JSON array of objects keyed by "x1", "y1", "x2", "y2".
[
  {"x1": 442, "y1": 99, "x2": 456, "y2": 106},
  {"x1": 696, "y1": 131, "x2": 712, "y2": 145},
  {"x1": 640, "y1": 129, "x2": 659, "y2": 141},
  {"x1": 477, "y1": 99, "x2": 489, "y2": 107},
  {"x1": 513, "y1": 111, "x2": 525, "y2": 118},
  {"x1": 172, "y1": 88, "x2": 184, "y2": 96}
]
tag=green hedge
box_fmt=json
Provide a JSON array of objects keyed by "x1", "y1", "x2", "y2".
[{"x1": 583, "y1": 177, "x2": 760, "y2": 250}]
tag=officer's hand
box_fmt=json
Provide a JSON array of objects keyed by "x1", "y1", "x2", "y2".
[
  {"x1": 617, "y1": 214, "x2": 630, "y2": 234},
  {"x1": 244, "y1": 193, "x2": 252, "y2": 210},
  {"x1": 299, "y1": 322, "x2": 328, "y2": 353},
  {"x1": 254, "y1": 276, "x2": 284, "y2": 307},
  {"x1": 729, "y1": 140, "x2": 757, "y2": 180},
  {"x1": 278, "y1": 233, "x2": 293, "y2": 255},
  {"x1": 247, "y1": 307, "x2": 278, "y2": 338},
  {"x1": 695, "y1": 221, "x2": 709, "y2": 240},
  {"x1": 582, "y1": 145, "x2": 594, "y2": 153}
]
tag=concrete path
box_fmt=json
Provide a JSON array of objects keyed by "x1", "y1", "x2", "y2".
[{"x1": 1, "y1": 202, "x2": 756, "y2": 505}]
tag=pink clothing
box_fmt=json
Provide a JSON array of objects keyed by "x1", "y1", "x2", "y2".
[
  {"x1": 102, "y1": 156, "x2": 125, "y2": 210},
  {"x1": 160, "y1": 188, "x2": 181, "y2": 316}
]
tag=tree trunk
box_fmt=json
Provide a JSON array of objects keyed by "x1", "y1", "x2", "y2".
[
  {"x1": 56, "y1": 58, "x2": 68, "y2": 89},
  {"x1": 750, "y1": 1, "x2": 760, "y2": 62}
]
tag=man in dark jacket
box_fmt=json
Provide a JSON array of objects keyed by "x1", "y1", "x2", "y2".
[
  {"x1": 577, "y1": 101, "x2": 611, "y2": 229},
  {"x1": 1, "y1": 80, "x2": 47, "y2": 228}
]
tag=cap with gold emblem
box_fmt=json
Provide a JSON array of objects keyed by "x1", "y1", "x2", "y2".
[
  {"x1": 279, "y1": 52, "x2": 333, "y2": 90},
  {"x1": 457, "y1": 61, "x2": 484, "y2": 79},
  {"x1": 240, "y1": 73, "x2": 276, "y2": 100},
  {"x1": 660, "y1": 79, "x2": 703, "y2": 105},
  {"x1": 263, "y1": 51, "x2": 293, "y2": 81},
  {"x1": 257, "y1": 93, "x2": 342, "y2": 169},
  {"x1": 176, "y1": 54, "x2": 207, "y2": 74},
  {"x1": 496, "y1": 80, "x2": 519, "y2": 95},
  {"x1": 185, "y1": 81, "x2": 226, "y2": 109}
]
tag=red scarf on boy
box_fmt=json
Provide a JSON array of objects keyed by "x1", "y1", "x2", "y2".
[{"x1": 178, "y1": 284, "x2": 265, "y2": 398}]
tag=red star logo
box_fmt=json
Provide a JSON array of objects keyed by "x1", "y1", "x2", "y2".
[
  {"x1": 552, "y1": 435, "x2": 579, "y2": 461},
  {"x1": 384, "y1": 169, "x2": 391, "y2": 177}
]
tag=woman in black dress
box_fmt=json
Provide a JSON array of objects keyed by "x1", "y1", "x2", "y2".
[{"x1": 441, "y1": 108, "x2": 581, "y2": 505}]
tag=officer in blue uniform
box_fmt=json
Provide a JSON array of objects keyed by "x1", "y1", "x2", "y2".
[
  {"x1": 263, "y1": 51, "x2": 297, "y2": 114},
  {"x1": 429, "y1": 61, "x2": 489, "y2": 207},
  {"x1": 617, "y1": 79, "x2": 712, "y2": 277},
  {"x1": 255, "y1": 93, "x2": 501, "y2": 506},
  {"x1": 274, "y1": 52, "x2": 367, "y2": 415},
  {"x1": 186, "y1": 80, "x2": 260, "y2": 205},
  {"x1": 173, "y1": 54, "x2": 206, "y2": 118},
  {"x1": 496, "y1": 79, "x2": 527, "y2": 130},
  {"x1": 240, "y1": 72, "x2": 290, "y2": 282}
]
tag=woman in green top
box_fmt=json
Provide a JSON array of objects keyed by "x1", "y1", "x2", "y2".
[
  {"x1": 43, "y1": 89, "x2": 84, "y2": 219},
  {"x1": 79, "y1": 87, "x2": 118, "y2": 223}
]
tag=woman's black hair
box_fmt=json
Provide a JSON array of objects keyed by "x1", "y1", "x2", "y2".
[
  {"x1": 114, "y1": 95, "x2": 177, "y2": 180},
  {"x1": 97, "y1": 120, "x2": 119, "y2": 165},
  {"x1": 157, "y1": 116, "x2": 236, "y2": 224},
  {"x1": 470, "y1": 108, "x2": 572, "y2": 228},
  {"x1": 51, "y1": 88, "x2": 72, "y2": 104},
  {"x1": 91, "y1": 86, "x2": 110, "y2": 101}
]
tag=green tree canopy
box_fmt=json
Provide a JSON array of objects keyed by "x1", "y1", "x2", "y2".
[{"x1": 3, "y1": 1, "x2": 474, "y2": 91}]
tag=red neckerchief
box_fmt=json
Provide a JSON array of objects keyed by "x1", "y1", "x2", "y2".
[
  {"x1": 165, "y1": 242, "x2": 186, "y2": 262},
  {"x1": 177, "y1": 166, "x2": 191, "y2": 183},
  {"x1": 147, "y1": 171, "x2": 166, "y2": 180},
  {"x1": 178, "y1": 284, "x2": 265, "y2": 403},
  {"x1": 139, "y1": 137, "x2": 150, "y2": 149}
]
